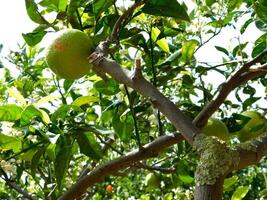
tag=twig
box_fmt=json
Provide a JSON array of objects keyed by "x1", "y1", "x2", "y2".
[
  {"x1": 109, "y1": 1, "x2": 145, "y2": 43},
  {"x1": 124, "y1": 84, "x2": 142, "y2": 148},
  {"x1": 0, "y1": 170, "x2": 36, "y2": 200},
  {"x1": 136, "y1": 163, "x2": 176, "y2": 174}
]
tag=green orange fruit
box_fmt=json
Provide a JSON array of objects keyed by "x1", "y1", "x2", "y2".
[
  {"x1": 145, "y1": 173, "x2": 160, "y2": 189},
  {"x1": 202, "y1": 118, "x2": 229, "y2": 141},
  {"x1": 45, "y1": 29, "x2": 94, "y2": 80},
  {"x1": 236, "y1": 111, "x2": 266, "y2": 142}
]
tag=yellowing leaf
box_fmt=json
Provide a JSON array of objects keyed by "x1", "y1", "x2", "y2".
[
  {"x1": 7, "y1": 87, "x2": 27, "y2": 107},
  {"x1": 151, "y1": 27, "x2": 160, "y2": 42},
  {"x1": 157, "y1": 38, "x2": 170, "y2": 53},
  {"x1": 40, "y1": 109, "x2": 50, "y2": 124},
  {"x1": 72, "y1": 96, "x2": 99, "y2": 107},
  {"x1": 35, "y1": 95, "x2": 58, "y2": 106},
  {"x1": 231, "y1": 186, "x2": 250, "y2": 200}
]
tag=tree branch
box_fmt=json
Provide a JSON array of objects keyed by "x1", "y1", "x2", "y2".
[
  {"x1": 58, "y1": 133, "x2": 184, "y2": 200},
  {"x1": 89, "y1": 54, "x2": 199, "y2": 143},
  {"x1": 193, "y1": 50, "x2": 267, "y2": 129},
  {"x1": 109, "y1": 1, "x2": 145, "y2": 43}
]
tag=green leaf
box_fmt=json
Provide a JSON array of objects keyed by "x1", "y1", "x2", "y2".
[
  {"x1": 58, "y1": 0, "x2": 68, "y2": 11},
  {"x1": 142, "y1": 0, "x2": 190, "y2": 21},
  {"x1": 7, "y1": 87, "x2": 27, "y2": 106},
  {"x1": 0, "y1": 133, "x2": 22, "y2": 152},
  {"x1": 163, "y1": 49, "x2": 182, "y2": 64},
  {"x1": 94, "y1": 79, "x2": 119, "y2": 95},
  {"x1": 209, "y1": 12, "x2": 236, "y2": 28},
  {"x1": 22, "y1": 26, "x2": 47, "y2": 46},
  {"x1": 240, "y1": 18, "x2": 254, "y2": 34},
  {"x1": 112, "y1": 112, "x2": 134, "y2": 141},
  {"x1": 215, "y1": 46, "x2": 229, "y2": 56},
  {"x1": 151, "y1": 27, "x2": 161, "y2": 42},
  {"x1": 35, "y1": 95, "x2": 58, "y2": 107},
  {"x1": 76, "y1": 131, "x2": 103, "y2": 159},
  {"x1": 227, "y1": 0, "x2": 242, "y2": 11},
  {"x1": 55, "y1": 139, "x2": 73, "y2": 189},
  {"x1": 182, "y1": 40, "x2": 199, "y2": 62},
  {"x1": 51, "y1": 105, "x2": 83, "y2": 122},
  {"x1": 63, "y1": 79, "x2": 74, "y2": 92},
  {"x1": 31, "y1": 148, "x2": 45, "y2": 178},
  {"x1": 157, "y1": 38, "x2": 170, "y2": 53},
  {"x1": 46, "y1": 143, "x2": 56, "y2": 160},
  {"x1": 163, "y1": 192, "x2": 173, "y2": 200},
  {"x1": 254, "y1": 1, "x2": 267, "y2": 24},
  {"x1": 72, "y1": 96, "x2": 99, "y2": 107},
  {"x1": 0, "y1": 104, "x2": 23, "y2": 122},
  {"x1": 255, "y1": 20, "x2": 267, "y2": 32},
  {"x1": 92, "y1": 0, "x2": 115, "y2": 17},
  {"x1": 39, "y1": 0, "x2": 59, "y2": 11},
  {"x1": 20, "y1": 105, "x2": 43, "y2": 126},
  {"x1": 206, "y1": 0, "x2": 216, "y2": 6},
  {"x1": 178, "y1": 174, "x2": 194, "y2": 184},
  {"x1": 243, "y1": 97, "x2": 261, "y2": 110},
  {"x1": 19, "y1": 148, "x2": 38, "y2": 161},
  {"x1": 224, "y1": 175, "x2": 238, "y2": 190},
  {"x1": 231, "y1": 186, "x2": 250, "y2": 200},
  {"x1": 252, "y1": 42, "x2": 266, "y2": 58},
  {"x1": 25, "y1": 0, "x2": 49, "y2": 24}
]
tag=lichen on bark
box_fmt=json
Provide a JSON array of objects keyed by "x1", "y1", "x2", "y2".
[{"x1": 193, "y1": 134, "x2": 239, "y2": 186}]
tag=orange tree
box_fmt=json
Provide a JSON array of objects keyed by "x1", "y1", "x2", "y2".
[{"x1": 1, "y1": 0, "x2": 267, "y2": 199}]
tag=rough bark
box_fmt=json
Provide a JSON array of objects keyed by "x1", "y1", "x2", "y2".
[{"x1": 195, "y1": 176, "x2": 225, "y2": 200}]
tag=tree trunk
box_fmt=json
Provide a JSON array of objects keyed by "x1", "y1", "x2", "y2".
[{"x1": 194, "y1": 176, "x2": 224, "y2": 200}]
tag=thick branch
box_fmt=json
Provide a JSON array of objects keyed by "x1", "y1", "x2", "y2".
[
  {"x1": 195, "y1": 176, "x2": 225, "y2": 200},
  {"x1": 90, "y1": 56, "x2": 198, "y2": 143},
  {"x1": 233, "y1": 136, "x2": 267, "y2": 171},
  {"x1": 59, "y1": 133, "x2": 184, "y2": 200}
]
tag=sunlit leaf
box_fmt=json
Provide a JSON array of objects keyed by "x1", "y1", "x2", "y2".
[
  {"x1": 157, "y1": 38, "x2": 170, "y2": 53},
  {"x1": 20, "y1": 105, "x2": 43, "y2": 126},
  {"x1": 0, "y1": 133, "x2": 22, "y2": 152},
  {"x1": 151, "y1": 27, "x2": 161, "y2": 42},
  {"x1": 72, "y1": 96, "x2": 99, "y2": 107},
  {"x1": 25, "y1": 0, "x2": 49, "y2": 24},
  {"x1": 7, "y1": 87, "x2": 27, "y2": 107},
  {"x1": 0, "y1": 104, "x2": 23, "y2": 122},
  {"x1": 224, "y1": 175, "x2": 238, "y2": 190},
  {"x1": 231, "y1": 186, "x2": 250, "y2": 200},
  {"x1": 35, "y1": 95, "x2": 58, "y2": 106},
  {"x1": 182, "y1": 40, "x2": 199, "y2": 62}
]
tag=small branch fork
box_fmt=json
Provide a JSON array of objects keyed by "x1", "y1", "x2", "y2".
[{"x1": 193, "y1": 50, "x2": 267, "y2": 129}]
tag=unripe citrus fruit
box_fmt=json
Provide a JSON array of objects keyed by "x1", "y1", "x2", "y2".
[
  {"x1": 45, "y1": 29, "x2": 94, "y2": 80},
  {"x1": 106, "y1": 184, "x2": 113, "y2": 193},
  {"x1": 202, "y1": 118, "x2": 229, "y2": 141},
  {"x1": 237, "y1": 111, "x2": 266, "y2": 142},
  {"x1": 145, "y1": 173, "x2": 160, "y2": 189}
]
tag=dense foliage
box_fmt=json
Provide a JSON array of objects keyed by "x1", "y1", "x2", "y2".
[{"x1": 0, "y1": 0, "x2": 267, "y2": 199}]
